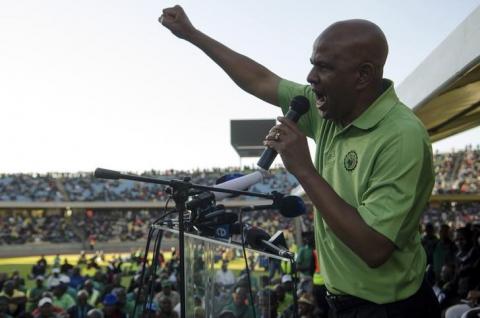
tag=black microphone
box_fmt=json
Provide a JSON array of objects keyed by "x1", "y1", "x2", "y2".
[
  {"x1": 243, "y1": 195, "x2": 306, "y2": 218},
  {"x1": 257, "y1": 96, "x2": 310, "y2": 170},
  {"x1": 192, "y1": 204, "x2": 225, "y2": 222},
  {"x1": 275, "y1": 195, "x2": 306, "y2": 218},
  {"x1": 94, "y1": 168, "x2": 121, "y2": 180},
  {"x1": 186, "y1": 192, "x2": 215, "y2": 211},
  {"x1": 245, "y1": 227, "x2": 294, "y2": 259},
  {"x1": 195, "y1": 212, "x2": 238, "y2": 227},
  {"x1": 230, "y1": 222, "x2": 252, "y2": 235}
]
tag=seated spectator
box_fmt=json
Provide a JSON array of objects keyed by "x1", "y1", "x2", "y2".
[
  {"x1": 37, "y1": 256, "x2": 48, "y2": 269},
  {"x1": 218, "y1": 309, "x2": 236, "y2": 318},
  {"x1": 445, "y1": 289, "x2": 480, "y2": 318},
  {"x1": 433, "y1": 224, "x2": 456, "y2": 282},
  {"x1": 31, "y1": 263, "x2": 47, "y2": 280},
  {"x1": 274, "y1": 285, "x2": 293, "y2": 316},
  {"x1": 453, "y1": 227, "x2": 480, "y2": 299},
  {"x1": 215, "y1": 261, "x2": 236, "y2": 290},
  {"x1": 156, "y1": 297, "x2": 178, "y2": 318},
  {"x1": 27, "y1": 276, "x2": 47, "y2": 312},
  {"x1": 192, "y1": 296, "x2": 205, "y2": 318},
  {"x1": 59, "y1": 276, "x2": 77, "y2": 300},
  {"x1": 297, "y1": 293, "x2": 315, "y2": 318},
  {"x1": 61, "y1": 259, "x2": 73, "y2": 275},
  {"x1": 101, "y1": 294, "x2": 125, "y2": 318},
  {"x1": 296, "y1": 232, "x2": 314, "y2": 277},
  {"x1": 83, "y1": 280, "x2": 100, "y2": 307},
  {"x1": 0, "y1": 280, "x2": 27, "y2": 316},
  {"x1": 433, "y1": 264, "x2": 457, "y2": 310},
  {"x1": 99, "y1": 274, "x2": 123, "y2": 304},
  {"x1": 221, "y1": 287, "x2": 255, "y2": 318},
  {"x1": 32, "y1": 297, "x2": 62, "y2": 318},
  {"x1": 67, "y1": 290, "x2": 93, "y2": 318},
  {"x1": 281, "y1": 275, "x2": 294, "y2": 296},
  {"x1": 422, "y1": 223, "x2": 439, "y2": 267},
  {"x1": 139, "y1": 302, "x2": 156, "y2": 318},
  {"x1": 53, "y1": 255, "x2": 61, "y2": 269},
  {"x1": 0, "y1": 296, "x2": 13, "y2": 318},
  {"x1": 111, "y1": 288, "x2": 131, "y2": 317},
  {"x1": 127, "y1": 288, "x2": 146, "y2": 318},
  {"x1": 154, "y1": 281, "x2": 180, "y2": 309},
  {"x1": 46, "y1": 268, "x2": 62, "y2": 290},
  {"x1": 77, "y1": 252, "x2": 87, "y2": 266},
  {"x1": 51, "y1": 280, "x2": 75, "y2": 311},
  {"x1": 86, "y1": 309, "x2": 104, "y2": 318},
  {"x1": 69, "y1": 268, "x2": 85, "y2": 291},
  {"x1": 256, "y1": 289, "x2": 278, "y2": 318}
]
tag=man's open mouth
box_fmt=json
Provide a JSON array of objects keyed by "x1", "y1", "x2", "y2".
[{"x1": 315, "y1": 94, "x2": 327, "y2": 110}]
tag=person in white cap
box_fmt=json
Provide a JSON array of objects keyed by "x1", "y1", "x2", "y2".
[
  {"x1": 33, "y1": 297, "x2": 61, "y2": 318},
  {"x1": 46, "y1": 268, "x2": 61, "y2": 290},
  {"x1": 86, "y1": 308, "x2": 104, "y2": 318}
]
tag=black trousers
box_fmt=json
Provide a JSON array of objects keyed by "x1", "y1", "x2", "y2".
[{"x1": 326, "y1": 280, "x2": 441, "y2": 318}]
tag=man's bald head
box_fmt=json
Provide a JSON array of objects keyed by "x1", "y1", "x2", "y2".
[
  {"x1": 307, "y1": 19, "x2": 389, "y2": 125},
  {"x1": 317, "y1": 19, "x2": 388, "y2": 80}
]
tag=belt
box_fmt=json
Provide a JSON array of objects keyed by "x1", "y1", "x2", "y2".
[{"x1": 325, "y1": 291, "x2": 374, "y2": 312}]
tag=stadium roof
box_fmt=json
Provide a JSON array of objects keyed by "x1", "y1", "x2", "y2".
[{"x1": 396, "y1": 5, "x2": 480, "y2": 142}]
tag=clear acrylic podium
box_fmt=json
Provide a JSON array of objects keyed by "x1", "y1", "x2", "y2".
[{"x1": 152, "y1": 225, "x2": 293, "y2": 318}]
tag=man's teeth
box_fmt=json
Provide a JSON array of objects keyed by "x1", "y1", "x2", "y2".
[{"x1": 316, "y1": 96, "x2": 326, "y2": 108}]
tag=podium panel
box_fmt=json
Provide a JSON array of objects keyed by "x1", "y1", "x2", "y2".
[{"x1": 153, "y1": 225, "x2": 293, "y2": 318}]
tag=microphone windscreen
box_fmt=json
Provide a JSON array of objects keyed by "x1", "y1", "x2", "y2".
[
  {"x1": 214, "y1": 173, "x2": 244, "y2": 199},
  {"x1": 245, "y1": 227, "x2": 271, "y2": 250},
  {"x1": 213, "y1": 171, "x2": 263, "y2": 200},
  {"x1": 279, "y1": 195, "x2": 306, "y2": 218},
  {"x1": 215, "y1": 173, "x2": 244, "y2": 185},
  {"x1": 290, "y1": 96, "x2": 310, "y2": 115},
  {"x1": 94, "y1": 168, "x2": 121, "y2": 180}
]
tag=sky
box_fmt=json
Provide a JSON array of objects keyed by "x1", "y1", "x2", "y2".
[{"x1": 1, "y1": 0, "x2": 479, "y2": 173}]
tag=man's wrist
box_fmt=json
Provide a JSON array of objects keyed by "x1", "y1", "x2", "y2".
[
  {"x1": 293, "y1": 164, "x2": 317, "y2": 182},
  {"x1": 186, "y1": 28, "x2": 202, "y2": 44}
]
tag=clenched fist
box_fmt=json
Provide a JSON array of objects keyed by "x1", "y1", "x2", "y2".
[{"x1": 159, "y1": 5, "x2": 196, "y2": 40}]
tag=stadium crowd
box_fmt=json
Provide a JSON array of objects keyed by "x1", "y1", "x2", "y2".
[
  {"x1": 433, "y1": 145, "x2": 480, "y2": 194},
  {"x1": 0, "y1": 168, "x2": 298, "y2": 203},
  {"x1": 0, "y1": 238, "x2": 322, "y2": 318},
  {"x1": 0, "y1": 147, "x2": 479, "y2": 316},
  {"x1": 1, "y1": 146, "x2": 478, "y2": 203},
  {"x1": 0, "y1": 210, "x2": 165, "y2": 246},
  {"x1": 2, "y1": 200, "x2": 478, "y2": 246},
  {"x1": 0, "y1": 221, "x2": 480, "y2": 317}
]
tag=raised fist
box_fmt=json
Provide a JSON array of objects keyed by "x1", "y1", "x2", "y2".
[{"x1": 159, "y1": 5, "x2": 196, "y2": 40}]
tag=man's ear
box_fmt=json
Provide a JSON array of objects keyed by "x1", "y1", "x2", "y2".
[{"x1": 356, "y1": 62, "x2": 375, "y2": 90}]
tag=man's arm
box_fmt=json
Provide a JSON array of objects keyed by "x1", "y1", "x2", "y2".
[
  {"x1": 265, "y1": 118, "x2": 395, "y2": 268},
  {"x1": 160, "y1": 5, "x2": 281, "y2": 106},
  {"x1": 294, "y1": 167, "x2": 395, "y2": 268}
]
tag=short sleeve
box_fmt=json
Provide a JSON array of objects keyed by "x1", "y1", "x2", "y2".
[
  {"x1": 357, "y1": 126, "x2": 434, "y2": 249},
  {"x1": 277, "y1": 79, "x2": 322, "y2": 139}
]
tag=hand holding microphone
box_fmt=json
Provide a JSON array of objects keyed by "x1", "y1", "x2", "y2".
[
  {"x1": 257, "y1": 96, "x2": 310, "y2": 171},
  {"x1": 260, "y1": 96, "x2": 316, "y2": 177}
]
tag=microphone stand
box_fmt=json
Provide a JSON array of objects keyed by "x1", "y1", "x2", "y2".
[{"x1": 94, "y1": 168, "x2": 275, "y2": 318}]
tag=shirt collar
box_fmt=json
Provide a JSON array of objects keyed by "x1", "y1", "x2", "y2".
[{"x1": 350, "y1": 79, "x2": 398, "y2": 130}]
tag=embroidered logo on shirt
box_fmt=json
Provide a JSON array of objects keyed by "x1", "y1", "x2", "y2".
[{"x1": 344, "y1": 151, "x2": 358, "y2": 172}]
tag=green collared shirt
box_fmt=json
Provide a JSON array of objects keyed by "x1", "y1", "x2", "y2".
[{"x1": 278, "y1": 79, "x2": 434, "y2": 304}]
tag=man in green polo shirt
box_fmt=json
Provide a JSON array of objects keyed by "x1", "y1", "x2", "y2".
[{"x1": 160, "y1": 5, "x2": 440, "y2": 317}]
